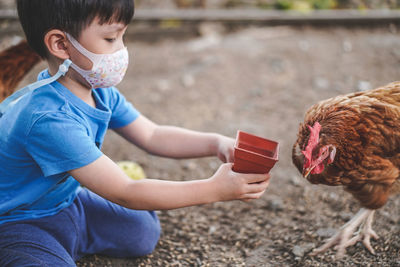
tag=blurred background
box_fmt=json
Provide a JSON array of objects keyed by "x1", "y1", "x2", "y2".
[
  {"x1": 1, "y1": 1, "x2": 399, "y2": 266},
  {"x1": 1, "y1": 0, "x2": 400, "y2": 43},
  {"x1": 1, "y1": 0, "x2": 400, "y2": 10},
  {"x1": 137, "y1": 0, "x2": 400, "y2": 10}
]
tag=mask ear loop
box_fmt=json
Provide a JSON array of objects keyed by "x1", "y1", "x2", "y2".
[
  {"x1": 0, "y1": 59, "x2": 72, "y2": 117},
  {"x1": 65, "y1": 33, "x2": 103, "y2": 66}
]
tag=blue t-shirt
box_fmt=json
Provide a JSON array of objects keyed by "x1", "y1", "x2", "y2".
[{"x1": 0, "y1": 70, "x2": 139, "y2": 225}]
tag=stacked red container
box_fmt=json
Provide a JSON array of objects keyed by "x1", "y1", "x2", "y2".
[{"x1": 232, "y1": 131, "x2": 279, "y2": 174}]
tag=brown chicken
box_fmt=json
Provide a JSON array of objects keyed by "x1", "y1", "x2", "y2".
[
  {"x1": 0, "y1": 40, "x2": 41, "y2": 102},
  {"x1": 292, "y1": 82, "x2": 400, "y2": 257}
]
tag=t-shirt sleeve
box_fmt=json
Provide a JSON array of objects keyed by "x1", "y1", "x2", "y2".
[
  {"x1": 108, "y1": 87, "x2": 140, "y2": 129},
  {"x1": 25, "y1": 112, "x2": 103, "y2": 177}
]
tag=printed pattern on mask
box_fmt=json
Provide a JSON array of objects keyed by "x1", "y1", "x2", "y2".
[{"x1": 66, "y1": 33, "x2": 129, "y2": 89}]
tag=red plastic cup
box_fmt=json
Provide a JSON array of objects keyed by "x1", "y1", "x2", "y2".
[{"x1": 232, "y1": 131, "x2": 279, "y2": 174}]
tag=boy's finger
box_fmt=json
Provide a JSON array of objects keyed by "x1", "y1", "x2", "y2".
[
  {"x1": 246, "y1": 179, "x2": 270, "y2": 193},
  {"x1": 241, "y1": 172, "x2": 270, "y2": 184},
  {"x1": 222, "y1": 162, "x2": 234, "y2": 169},
  {"x1": 242, "y1": 190, "x2": 266, "y2": 200}
]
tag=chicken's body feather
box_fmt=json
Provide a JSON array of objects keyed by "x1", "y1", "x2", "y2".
[
  {"x1": 292, "y1": 82, "x2": 400, "y2": 257},
  {"x1": 293, "y1": 82, "x2": 400, "y2": 209},
  {"x1": 0, "y1": 41, "x2": 41, "y2": 102}
]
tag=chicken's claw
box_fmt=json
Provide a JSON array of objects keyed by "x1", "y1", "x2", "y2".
[{"x1": 310, "y1": 208, "x2": 377, "y2": 258}]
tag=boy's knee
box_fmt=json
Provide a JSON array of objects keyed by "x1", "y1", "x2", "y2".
[
  {"x1": 0, "y1": 247, "x2": 75, "y2": 267},
  {"x1": 121, "y1": 212, "x2": 161, "y2": 257},
  {"x1": 133, "y1": 216, "x2": 161, "y2": 256}
]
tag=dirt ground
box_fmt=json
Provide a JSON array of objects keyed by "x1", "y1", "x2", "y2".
[{"x1": 10, "y1": 24, "x2": 400, "y2": 266}]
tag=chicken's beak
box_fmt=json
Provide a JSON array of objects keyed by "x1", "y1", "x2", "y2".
[{"x1": 303, "y1": 167, "x2": 314, "y2": 178}]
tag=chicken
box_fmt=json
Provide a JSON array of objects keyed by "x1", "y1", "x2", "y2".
[
  {"x1": 0, "y1": 40, "x2": 41, "y2": 102},
  {"x1": 292, "y1": 82, "x2": 400, "y2": 258}
]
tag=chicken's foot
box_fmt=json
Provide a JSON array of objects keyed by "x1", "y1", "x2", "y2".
[{"x1": 310, "y1": 208, "x2": 378, "y2": 258}]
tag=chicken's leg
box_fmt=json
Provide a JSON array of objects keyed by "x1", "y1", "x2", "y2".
[{"x1": 310, "y1": 208, "x2": 378, "y2": 258}]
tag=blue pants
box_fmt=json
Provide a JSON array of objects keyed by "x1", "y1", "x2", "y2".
[{"x1": 0, "y1": 188, "x2": 161, "y2": 266}]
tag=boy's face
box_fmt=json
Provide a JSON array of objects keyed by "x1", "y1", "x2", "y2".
[{"x1": 68, "y1": 17, "x2": 128, "y2": 71}]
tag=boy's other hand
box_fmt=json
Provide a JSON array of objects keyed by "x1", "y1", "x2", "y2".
[
  {"x1": 210, "y1": 163, "x2": 270, "y2": 202},
  {"x1": 216, "y1": 135, "x2": 235, "y2": 163}
]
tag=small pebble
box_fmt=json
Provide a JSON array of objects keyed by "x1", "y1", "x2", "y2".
[
  {"x1": 267, "y1": 198, "x2": 284, "y2": 212},
  {"x1": 181, "y1": 74, "x2": 195, "y2": 88},
  {"x1": 316, "y1": 227, "x2": 337, "y2": 238}
]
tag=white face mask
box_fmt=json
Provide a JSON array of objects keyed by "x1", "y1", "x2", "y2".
[{"x1": 65, "y1": 33, "x2": 129, "y2": 88}]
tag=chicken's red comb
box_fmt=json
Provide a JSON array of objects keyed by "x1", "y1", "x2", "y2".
[{"x1": 302, "y1": 121, "x2": 321, "y2": 167}]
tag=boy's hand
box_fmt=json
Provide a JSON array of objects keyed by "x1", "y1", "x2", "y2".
[
  {"x1": 210, "y1": 163, "x2": 270, "y2": 202},
  {"x1": 215, "y1": 135, "x2": 235, "y2": 163}
]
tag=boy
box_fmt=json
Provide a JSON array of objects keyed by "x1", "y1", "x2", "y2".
[{"x1": 0, "y1": 0, "x2": 271, "y2": 266}]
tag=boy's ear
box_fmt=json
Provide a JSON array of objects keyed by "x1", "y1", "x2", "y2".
[{"x1": 44, "y1": 29, "x2": 70, "y2": 60}]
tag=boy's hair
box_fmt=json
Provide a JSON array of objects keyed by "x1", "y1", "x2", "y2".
[{"x1": 16, "y1": 0, "x2": 135, "y2": 59}]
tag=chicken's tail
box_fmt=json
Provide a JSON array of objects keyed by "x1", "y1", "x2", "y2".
[{"x1": 0, "y1": 41, "x2": 41, "y2": 102}]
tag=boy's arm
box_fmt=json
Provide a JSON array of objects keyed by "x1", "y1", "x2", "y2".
[
  {"x1": 114, "y1": 115, "x2": 233, "y2": 160},
  {"x1": 68, "y1": 154, "x2": 270, "y2": 210}
]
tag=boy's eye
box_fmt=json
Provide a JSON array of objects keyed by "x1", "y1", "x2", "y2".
[{"x1": 105, "y1": 38, "x2": 116, "y2": 43}]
